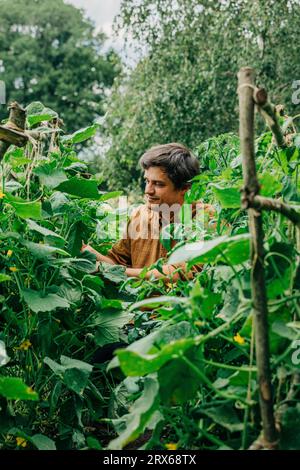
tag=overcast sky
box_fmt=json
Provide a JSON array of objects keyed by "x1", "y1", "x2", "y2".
[{"x1": 66, "y1": 0, "x2": 127, "y2": 56}]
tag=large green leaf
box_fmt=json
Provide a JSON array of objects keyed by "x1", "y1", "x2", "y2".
[
  {"x1": 116, "y1": 336, "x2": 196, "y2": 376},
  {"x1": 169, "y1": 234, "x2": 251, "y2": 267},
  {"x1": 52, "y1": 255, "x2": 97, "y2": 273},
  {"x1": 82, "y1": 274, "x2": 104, "y2": 294},
  {"x1": 22, "y1": 289, "x2": 70, "y2": 313},
  {"x1": 0, "y1": 377, "x2": 39, "y2": 400},
  {"x1": 33, "y1": 163, "x2": 67, "y2": 188},
  {"x1": 200, "y1": 404, "x2": 244, "y2": 432},
  {"x1": 23, "y1": 241, "x2": 69, "y2": 259},
  {"x1": 108, "y1": 321, "x2": 193, "y2": 371},
  {"x1": 26, "y1": 219, "x2": 65, "y2": 243},
  {"x1": 100, "y1": 262, "x2": 127, "y2": 283},
  {"x1": 31, "y1": 434, "x2": 56, "y2": 450},
  {"x1": 44, "y1": 355, "x2": 93, "y2": 396},
  {"x1": 61, "y1": 124, "x2": 97, "y2": 144},
  {"x1": 5, "y1": 194, "x2": 42, "y2": 220},
  {"x1": 93, "y1": 311, "x2": 132, "y2": 347},
  {"x1": 211, "y1": 184, "x2": 241, "y2": 208},
  {"x1": 107, "y1": 377, "x2": 160, "y2": 450},
  {"x1": 158, "y1": 347, "x2": 202, "y2": 404},
  {"x1": 55, "y1": 176, "x2": 101, "y2": 199}
]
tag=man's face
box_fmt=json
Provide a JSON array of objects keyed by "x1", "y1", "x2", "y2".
[{"x1": 144, "y1": 166, "x2": 187, "y2": 208}]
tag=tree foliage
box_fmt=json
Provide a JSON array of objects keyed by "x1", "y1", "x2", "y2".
[
  {"x1": 0, "y1": 0, "x2": 121, "y2": 130},
  {"x1": 102, "y1": 0, "x2": 300, "y2": 190}
]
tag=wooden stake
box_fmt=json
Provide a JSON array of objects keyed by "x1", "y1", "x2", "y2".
[
  {"x1": 238, "y1": 67, "x2": 278, "y2": 447},
  {"x1": 0, "y1": 101, "x2": 28, "y2": 160}
]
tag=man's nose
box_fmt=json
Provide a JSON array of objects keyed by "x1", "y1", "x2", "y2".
[{"x1": 145, "y1": 182, "x2": 155, "y2": 195}]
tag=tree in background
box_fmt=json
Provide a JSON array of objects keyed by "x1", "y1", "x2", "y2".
[
  {"x1": 0, "y1": 0, "x2": 121, "y2": 130},
  {"x1": 101, "y1": 0, "x2": 300, "y2": 191}
]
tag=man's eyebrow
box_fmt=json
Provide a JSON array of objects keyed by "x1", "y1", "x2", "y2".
[{"x1": 144, "y1": 177, "x2": 166, "y2": 183}]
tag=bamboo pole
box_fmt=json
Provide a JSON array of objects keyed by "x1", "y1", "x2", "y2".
[{"x1": 238, "y1": 67, "x2": 278, "y2": 447}]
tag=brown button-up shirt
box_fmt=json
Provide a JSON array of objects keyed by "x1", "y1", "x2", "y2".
[
  {"x1": 106, "y1": 203, "x2": 215, "y2": 276},
  {"x1": 107, "y1": 204, "x2": 167, "y2": 268}
]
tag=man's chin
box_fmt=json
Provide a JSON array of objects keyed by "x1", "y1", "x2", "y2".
[{"x1": 146, "y1": 199, "x2": 160, "y2": 208}]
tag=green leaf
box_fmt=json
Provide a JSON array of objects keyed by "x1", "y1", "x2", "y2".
[
  {"x1": 211, "y1": 184, "x2": 241, "y2": 208},
  {"x1": 86, "y1": 436, "x2": 102, "y2": 450},
  {"x1": 57, "y1": 283, "x2": 82, "y2": 304},
  {"x1": 5, "y1": 194, "x2": 42, "y2": 220},
  {"x1": 190, "y1": 283, "x2": 222, "y2": 319},
  {"x1": 82, "y1": 275, "x2": 104, "y2": 294},
  {"x1": 98, "y1": 191, "x2": 123, "y2": 202},
  {"x1": 0, "y1": 274, "x2": 12, "y2": 283},
  {"x1": 240, "y1": 307, "x2": 291, "y2": 354},
  {"x1": 31, "y1": 434, "x2": 56, "y2": 450},
  {"x1": 101, "y1": 262, "x2": 127, "y2": 283},
  {"x1": 26, "y1": 101, "x2": 58, "y2": 127},
  {"x1": 22, "y1": 289, "x2": 70, "y2": 313},
  {"x1": 61, "y1": 124, "x2": 97, "y2": 144},
  {"x1": 33, "y1": 163, "x2": 67, "y2": 188},
  {"x1": 0, "y1": 377, "x2": 39, "y2": 400},
  {"x1": 4, "y1": 180, "x2": 23, "y2": 193},
  {"x1": 93, "y1": 311, "x2": 132, "y2": 347},
  {"x1": 200, "y1": 405, "x2": 244, "y2": 432},
  {"x1": 63, "y1": 368, "x2": 89, "y2": 395},
  {"x1": 55, "y1": 176, "x2": 101, "y2": 199},
  {"x1": 158, "y1": 348, "x2": 202, "y2": 404},
  {"x1": 116, "y1": 336, "x2": 196, "y2": 376},
  {"x1": 3, "y1": 148, "x2": 30, "y2": 168},
  {"x1": 107, "y1": 377, "x2": 160, "y2": 450},
  {"x1": 259, "y1": 173, "x2": 283, "y2": 197},
  {"x1": 169, "y1": 234, "x2": 251, "y2": 267},
  {"x1": 129, "y1": 295, "x2": 187, "y2": 312},
  {"x1": 26, "y1": 219, "x2": 65, "y2": 242},
  {"x1": 108, "y1": 321, "x2": 193, "y2": 371},
  {"x1": 23, "y1": 241, "x2": 69, "y2": 259},
  {"x1": 67, "y1": 221, "x2": 89, "y2": 256},
  {"x1": 44, "y1": 356, "x2": 92, "y2": 396},
  {"x1": 280, "y1": 404, "x2": 300, "y2": 449},
  {"x1": 52, "y1": 255, "x2": 96, "y2": 273}
]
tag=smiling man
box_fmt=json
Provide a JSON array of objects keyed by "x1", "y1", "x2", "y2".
[{"x1": 82, "y1": 143, "x2": 201, "y2": 281}]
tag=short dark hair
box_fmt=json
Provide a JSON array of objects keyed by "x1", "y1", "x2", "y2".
[{"x1": 139, "y1": 143, "x2": 199, "y2": 189}]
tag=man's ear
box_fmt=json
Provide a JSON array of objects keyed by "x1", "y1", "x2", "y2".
[{"x1": 180, "y1": 183, "x2": 190, "y2": 196}]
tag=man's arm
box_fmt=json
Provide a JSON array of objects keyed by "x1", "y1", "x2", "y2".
[{"x1": 81, "y1": 244, "x2": 116, "y2": 265}]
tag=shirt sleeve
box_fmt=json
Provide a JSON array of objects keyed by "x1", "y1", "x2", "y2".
[
  {"x1": 106, "y1": 237, "x2": 132, "y2": 266},
  {"x1": 106, "y1": 219, "x2": 132, "y2": 266}
]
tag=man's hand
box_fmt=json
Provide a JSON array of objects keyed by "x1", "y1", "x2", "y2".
[
  {"x1": 80, "y1": 242, "x2": 115, "y2": 265},
  {"x1": 125, "y1": 264, "x2": 180, "y2": 282}
]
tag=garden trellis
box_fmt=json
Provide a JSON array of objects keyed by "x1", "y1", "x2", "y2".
[{"x1": 238, "y1": 67, "x2": 300, "y2": 448}]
